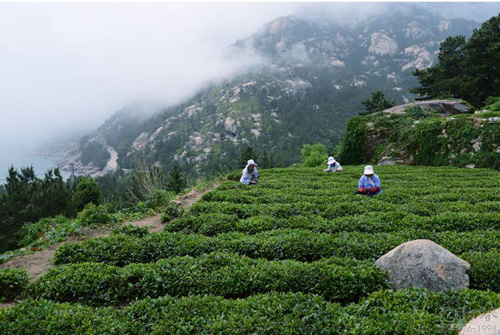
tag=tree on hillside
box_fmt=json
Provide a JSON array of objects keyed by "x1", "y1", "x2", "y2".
[
  {"x1": 237, "y1": 146, "x2": 259, "y2": 169},
  {"x1": 462, "y1": 14, "x2": 500, "y2": 106},
  {"x1": 412, "y1": 14, "x2": 500, "y2": 107},
  {"x1": 260, "y1": 150, "x2": 277, "y2": 169},
  {"x1": 166, "y1": 164, "x2": 187, "y2": 194},
  {"x1": 301, "y1": 143, "x2": 327, "y2": 167},
  {"x1": 412, "y1": 36, "x2": 467, "y2": 100},
  {"x1": 335, "y1": 117, "x2": 368, "y2": 165},
  {"x1": 73, "y1": 177, "x2": 102, "y2": 212},
  {"x1": 0, "y1": 166, "x2": 74, "y2": 252},
  {"x1": 359, "y1": 92, "x2": 395, "y2": 115}
]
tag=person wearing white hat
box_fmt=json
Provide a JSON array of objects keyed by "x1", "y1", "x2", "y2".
[
  {"x1": 323, "y1": 156, "x2": 343, "y2": 172},
  {"x1": 240, "y1": 159, "x2": 259, "y2": 185},
  {"x1": 355, "y1": 165, "x2": 382, "y2": 195}
]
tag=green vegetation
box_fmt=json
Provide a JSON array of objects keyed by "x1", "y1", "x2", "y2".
[
  {"x1": 360, "y1": 91, "x2": 395, "y2": 115},
  {"x1": 335, "y1": 117, "x2": 368, "y2": 164},
  {"x1": 0, "y1": 166, "x2": 108, "y2": 253},
  {"x1": 2, "y1": 289, "x2": 500, "y2": 334},
  {"x1": 3, "y1": 165, "x2": 500, "y2": 333},
  {"x1": 413, "y1": 14, "x2": 500, "y2": 107},
  {"x1": 34, "y1": 252, "x2": 386, "y2": 305},
  {"x1": 0, "y1": 167, "x2": 76, "y2": 252},
  {"x1": 79, "y1": 140, "x2": 110, "y2": 170},
  {"x1": 301, "y1": 143, "x2": 328, "y2": 167},
  {"x1": 335, "y1": 105, "x2": 500, "y2": 169},
  {"x1": 0, "y1": 269, "x2": 29, "y2": 302},
  {"x1": 0, "y1": 177, "x2": 175, "y2": 263},
  {"x1": 72, "y1": 177, "x2": 102, "y2": 212},
  {"x1": 483, "y1": 96, "x2": 500, "y2": 112},
  {"x1": 165, "y1": 164, "x2": 187, "y2": 194}
]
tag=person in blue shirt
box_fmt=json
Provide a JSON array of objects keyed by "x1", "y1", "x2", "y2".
[
  {"x1": 240, "y1": 159, "x2": 259, "y2": 185},
  {"x1": 355, "y1": 165, "x2": 382, "y2": 195},
  {"x1": 323, "y1": 156, "x2": 343, "y2": 172}
]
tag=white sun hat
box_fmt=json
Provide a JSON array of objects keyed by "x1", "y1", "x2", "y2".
[
  {"x1": 247, "y1": 159, "x2": 257, "y2": 166},
  {"x1": 327, "y1": 157, "x2": 336, "y2": 165},
  {"x1": 364, "y1": 165, "x2": 374, "y2": 175}
]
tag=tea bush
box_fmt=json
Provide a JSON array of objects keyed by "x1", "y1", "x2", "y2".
[
  {"x1": 0, "y1": 269, "x2": 29, "y2": 302},
  {"x1": 55, "y1": 228, "x2": 500, "y2": 266},
  {"x1": 2, "y1": 289, "x2": 500, "y2": 334},
  {"x1": 35, "y1": 252, "x2": 387, "y2": 305},
  {"x1": 6, "y1": 165, "x2": 500, "y2": 332}
]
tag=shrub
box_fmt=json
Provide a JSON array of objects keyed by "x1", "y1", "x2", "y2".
[
  {"x1": 110, "y1": 225, "x2": 149, "y2": 238},
  {"x1": 301, "y1": 143, "x2": 328, "y2": 167},
  {"x1": 54, "y1": 228, "x2": 500, "y2": 266},
  {"x1": 76, "y1": 203, "x2": 119, "y2": 227},
  {"x1": 335, "y1": 117, "x2": 368, "y2": 164},
  {"x1": 0, "y1": 269, "x2": 29, "y2": 302},
  {"x1": 4, "y1": 289, "x2": 500, "y2": 335},
  {"x1": 462, "y1": 250, "x2": 500, "y2": 292},
  {"x1": 35, "y1": 253, "x2": 386, "y2": 305},
  {"x1": 145, "y1": 189, "x2": 174, "y2": 210},
  {"x1": 0, "y1": 298, "x2": 125, "y2": 334},
  {"x1": 18, "y1": 215, "x2": 77, "y2": 247},
  {"x1": 483, "y1": 96, "x2": 500, "y2": 112},
  {"x1": 160, "y1": 203, "x2": 184, "y2": 223}
]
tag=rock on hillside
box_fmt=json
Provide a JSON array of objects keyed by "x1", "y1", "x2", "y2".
[
  {"x1": 375, "y1": 239, "x2": 470, "y2": 291},
  {"x1": 383, "y1": 100, "x2": 471, "y2": 116},
  {"x1": 336, "y1": 99, "x2": 500, "y2": 170}
]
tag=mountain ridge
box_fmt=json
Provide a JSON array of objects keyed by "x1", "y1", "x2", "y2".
[{"x1": 66, "y1": 8, "x2": 479, "y2": 178}]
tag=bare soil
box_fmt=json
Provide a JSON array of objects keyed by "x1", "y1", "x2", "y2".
[
  {"x1": 177, "y1": 182, "x2": 221, "y2": 209},
  {"x1": 123, "y1": 213, "x2": 164, "y2": 233}
]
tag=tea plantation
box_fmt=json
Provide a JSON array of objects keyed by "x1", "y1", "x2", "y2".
[{"x1": 2, "y1": 165, "x2": 500, "y2": 334}]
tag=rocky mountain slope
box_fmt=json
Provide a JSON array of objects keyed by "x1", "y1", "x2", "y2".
[{"x1": 69, "y1": 6, "x2": 478, "y2": 177}]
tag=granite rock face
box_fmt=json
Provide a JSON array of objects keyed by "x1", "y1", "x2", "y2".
[
  {"x1": 383, "y1": 100, "x2": 472, "y2": 115},
  {"x1": 375, "y1": 239, "x2": 470, "y2": 291}
]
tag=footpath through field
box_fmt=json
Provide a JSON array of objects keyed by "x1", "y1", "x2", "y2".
[{"x1": 0, "y1": 182, "x2": 220, "y2": 282}]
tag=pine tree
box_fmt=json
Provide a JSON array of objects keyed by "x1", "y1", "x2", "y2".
[
  {"x1": 237, "y1": 146, "x2": 259, "y2": 169},
  {"x1": 359, "y1": 92, "x2": 395, "y2": 115},
  {"x1": 0, "y1": 166, "x2": 77, "y2": 252},
  {"x1": 260, "y1": 150, "x2": 276, "y2": 169},
  {"x1": 166, "y1": 164, "x2": 187, "y2": 194},
  {"x1": 73, "y1": 176, "x2": 102, "y2": 212},
  {"x1": 412, "y1": 14, "x2": 500, "y2": 108}
]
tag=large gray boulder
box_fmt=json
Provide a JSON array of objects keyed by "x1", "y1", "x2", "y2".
[
  {"x1": 383, "y1": 100, "x2": 472, "y2": 116},
  {"x1": 459, "y1": 308, "x2": 500, "y2": 335},
  {"x1": 375, "y1": 239, "x2": 470, "y2": 291}
]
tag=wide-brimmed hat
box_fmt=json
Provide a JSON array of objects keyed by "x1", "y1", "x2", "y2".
[
  {"x1": 247, "y1": 159, "x2": 257, "y2": 166},
  {"x1": 327, "y1": 157, "x2": 336, "y2": 165},
  {"x1": 364, "y1": 165, "x2": 374, "y2": 175}
]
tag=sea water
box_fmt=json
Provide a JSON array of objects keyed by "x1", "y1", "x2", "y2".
[{"x1": 0, "y1": 152, "x2": 72, "y2": 184}]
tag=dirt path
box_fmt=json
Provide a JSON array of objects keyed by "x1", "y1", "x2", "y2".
[
  {"x1": 177, "y1": 182, "x2": 221, "y2": 209},
  {"x1": 123, "y1": 213, "x2": 164, "y2": 233},
  {"x1": 0, "y1": 181, "x2": 222, "y2": 284},
  {"x1": 0, "y1": 246, "x2": 57, "y2": 282}
]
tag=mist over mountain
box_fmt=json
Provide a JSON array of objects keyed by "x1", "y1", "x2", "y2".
[
  {"x1": 416, "y1": 2, "x2": 500, "y2": 22},
  {"x1": 65, "y1": 4, "x2": 480, "y2": 177}
]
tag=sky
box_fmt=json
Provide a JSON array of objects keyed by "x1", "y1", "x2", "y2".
[
  {"x1": 0, "y1": 2, "x2": 301, "y2": 155},
  {"x1": 0, "y1": 2, "x2": 499, "y2": 158}
]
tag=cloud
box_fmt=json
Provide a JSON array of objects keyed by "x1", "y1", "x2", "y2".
[
  {"x1": 0, "y1": 2, "x2": 496, "y2": 158},
  {"x1": 0, "y1": 2, "x2": 300, "y2": 154}
]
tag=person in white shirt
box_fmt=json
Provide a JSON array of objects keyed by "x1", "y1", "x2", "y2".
[
  {"x1": 323, "y1": 156, "x2": 343, "y2": 172},
  {"x1": 240, "y1": 159, "x2": 259, "y2": 185}
]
